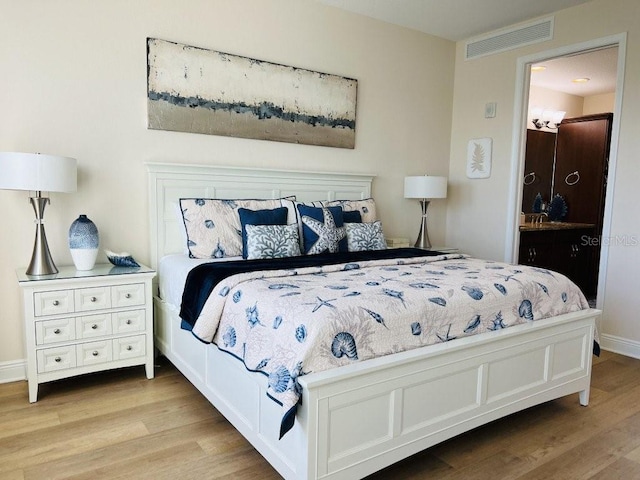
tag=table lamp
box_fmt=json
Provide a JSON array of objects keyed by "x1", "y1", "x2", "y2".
[
  {"x1": 404, "y1": 175, "x2": 447, "y2": 249},
  {"x1": 0, "y1": 152, "x2": 77, "y2": 275}
]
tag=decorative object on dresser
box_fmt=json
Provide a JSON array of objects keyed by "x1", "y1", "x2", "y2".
[
  {"x1": 68, "y1": 214, "x2": 99, "y2": 271},
  {"x1": 404, "y1": 175, "x2": 448, "y2": 249},
  {"x1": 0, "y1": 152, "x2": 77, "y2": 276},
  {"x1": 105, "y1": 249, "x2": 141, "y2": 268},
  {"x1": 17, "y1": 263, "x2": 156, "y2": 402},
  {"x1": 548, "y1": 194, "x2": 568, "y2": 221}
]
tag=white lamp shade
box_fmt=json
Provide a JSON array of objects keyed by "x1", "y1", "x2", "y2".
[
  {"x1": 0, "y1": 152, "x2": 77, "y2": 193},
  {"x1": 404, "y1": 175, "x2": 447, "y2": 199},
  {"x1": 552, "y1": 111, "x2": 566, "y2": 124}
]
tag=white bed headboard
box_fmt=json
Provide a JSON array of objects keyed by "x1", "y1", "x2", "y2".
[{"x1": 147, "y1": 162, "x2": 375, "y2": 270}]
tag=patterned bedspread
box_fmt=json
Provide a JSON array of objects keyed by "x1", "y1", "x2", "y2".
[{"x1": 186, "y1": 253, "x2": 589, "y2": 437}]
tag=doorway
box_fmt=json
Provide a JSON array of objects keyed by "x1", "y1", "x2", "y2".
[{"x1": 506, "y1": 34, "x2": 627, "y2": 310}]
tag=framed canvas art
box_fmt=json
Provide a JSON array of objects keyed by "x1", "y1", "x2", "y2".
[{"x1": 147, "y1": 38, "x2": 357, "y2": 148}]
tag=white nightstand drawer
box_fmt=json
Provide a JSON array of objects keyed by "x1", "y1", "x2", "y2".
[
  {"x1": 34, "y1": 290, "x2": 75, "y2": 317},
  {"x1": 75, "y1": 286, "x2": 111, "y2": 312},
  {"x1": 77, "y1": 340, "x2": 113, "y2": 366},
  {"x1": 77, "y1": 314, "x2": 112, "y2": 339},
  {"x1": 37, "y1": 346, "x2": 77, "y2": 373},
  {"x1": 114, "y1": 335, "x2": 146, "y2": 360},
  {"x1": 112, "y1": 283, "x2": 145, "y2": 308},
  {"x1": 113, "y1": 310, "x2": 145, "y2": 334},
  {"x1": 36, "y1": 318, "x2": 76, "y2": 345}
]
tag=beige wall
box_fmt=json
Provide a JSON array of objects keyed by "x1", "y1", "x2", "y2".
[
  {"x1": 447, "y1": 0, "x2": 640, "y2": 350},
  {"x1": 0, "y1": 0, "x2": 455, "y2": 367},
  {"x1": 584, "y1": 92, "x2": 616, "y2": 114},
  {"x1": 528, "y1": 85, "x2": 585, "y2": 129}
]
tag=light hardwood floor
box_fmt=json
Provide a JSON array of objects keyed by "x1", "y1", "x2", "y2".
[{"x1": 1, "y1": 350, "x2": 639, "y2": 479}]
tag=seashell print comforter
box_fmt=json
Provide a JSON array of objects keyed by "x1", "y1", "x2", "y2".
[{"x1": 185, "y1": 253, "x2": 589, "y2": 437}]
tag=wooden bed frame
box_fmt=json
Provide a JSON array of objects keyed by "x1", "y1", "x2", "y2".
[{"x1": 147, "y1": 162, "x2": 599, "y2": 480}]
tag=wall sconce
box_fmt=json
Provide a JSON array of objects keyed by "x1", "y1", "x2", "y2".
[
  {"x1": 531, "y1": 107, "x2": 566, "y2": 130},
  {"x1": 404, "y1": 175, "x2": 448, "y2": 249},
  {"x1": 0, "y1": 152, "x2": 77, "y2": 275}
]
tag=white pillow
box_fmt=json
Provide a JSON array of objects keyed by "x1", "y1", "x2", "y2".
[
  {"x1": 324, "y1": 198, "x2": 377, "y2": 223},
  {"x1": 179, "y1": 197, "x2": 295, "y2": 259}
]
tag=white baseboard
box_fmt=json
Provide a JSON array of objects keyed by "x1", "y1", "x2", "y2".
[
  {"x1": 0, "y1": 359, "x2": 26, "y2": 384},
  {"x1": 600, "y1": 334, "x2": 640, "y2": 360}
]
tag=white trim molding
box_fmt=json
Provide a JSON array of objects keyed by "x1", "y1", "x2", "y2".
[
  {"x1": 0, "y1": 359, "x2": 26, "y2": 384},
  {"x1": 600, "y1": 334, "x2": 640, "y2": 360}
]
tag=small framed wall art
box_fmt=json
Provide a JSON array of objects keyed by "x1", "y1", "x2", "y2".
[{"x1": 466, "y1": 137, "x2": 492, "y2": 179}]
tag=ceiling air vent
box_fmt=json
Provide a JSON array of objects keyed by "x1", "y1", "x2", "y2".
[{"x1": 465, "y1": 17, "x2": 554, "y2": 60}]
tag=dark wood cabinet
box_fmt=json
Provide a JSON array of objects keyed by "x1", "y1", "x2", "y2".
[
  {"x1": 519, "y1": 228, "x2": 595, "y2": 295},
  {"x1": 519, "y1": 113, "x2": 612, "y2": 297},
  {"x1": 522, "y1": 130, "x2": 556, "y2": 213},
  {"x1": 554, "y1": 113, "x2": 613, "y2": 229}
]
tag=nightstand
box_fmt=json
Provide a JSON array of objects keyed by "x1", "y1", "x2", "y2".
[{"x1": 17, "y1": 263, "x2": 156, "y2": 402}]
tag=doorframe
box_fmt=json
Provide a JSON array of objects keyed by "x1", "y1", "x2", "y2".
[{"x1": 505, "y1": 32, "x2": 627, "y2": 310}]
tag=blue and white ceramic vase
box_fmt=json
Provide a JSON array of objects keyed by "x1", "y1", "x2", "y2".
[{"x1": 68, "y1": 214, "x2": 99, "y2": 271}]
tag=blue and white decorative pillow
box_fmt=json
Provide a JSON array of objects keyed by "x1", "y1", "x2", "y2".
[
  {"x1": 179, "y1": 197, "x2": 295, "y2": 259},
  {"x1": 238, "y1": 207, "x2": 289, "y2": 259},
  {"x1": 245, "y1": 224, "x2": 301, "y2": 259},
  {"x1": 345, "y1": 221, "x2": 387, "y2": 252},
  {"x1": 342, "y1": 210, "x2": 362, "y2": 223},
  {"x1": 297, "y1": 205, "x2": 348, "y2": 255},
  {"x1": 324, "y1": 198, "x2": 377, "y2": 223}
]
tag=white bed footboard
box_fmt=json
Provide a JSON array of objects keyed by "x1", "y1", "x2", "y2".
[{"x1": 155, "y1": 296, "x2": 596, "y2": 480}]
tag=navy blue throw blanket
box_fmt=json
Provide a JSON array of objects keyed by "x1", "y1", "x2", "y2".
[{"x1": 179, "y1": 248, "x2": 442, "y2": 331}]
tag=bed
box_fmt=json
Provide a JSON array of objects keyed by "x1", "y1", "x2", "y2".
[{"x1": 148, "y1": 162, "x2": 599, "y2": 480}]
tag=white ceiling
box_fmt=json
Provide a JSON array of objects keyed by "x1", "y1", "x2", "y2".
[
  {"x1": 315, "y1": 0, "x2": 594, "y2": 41},
  {"x1": 530, "y1": 47, "x2": 618, "y2": 96},
  {"x1": 316, "y1": 0, "x2": 617, "y2": 97}
]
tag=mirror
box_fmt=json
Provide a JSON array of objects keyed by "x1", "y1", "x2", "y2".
[{"x1": 521, "y1": 46, "x2": 618, "y2": 219}]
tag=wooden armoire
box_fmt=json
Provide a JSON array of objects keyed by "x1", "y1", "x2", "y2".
[{"x1": 519, "y1": 113, "x2": 613, "y2": 297}]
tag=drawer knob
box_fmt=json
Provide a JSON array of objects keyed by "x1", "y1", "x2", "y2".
[
  {"x1": 92, "y1": 351, "x2": 99, "y2": 357},
  {"x1": 126, "y1": 345, "x2": 133, "y2": 351},
  {"x1": 125, "y1": 293, "x2": 132, "y2": 299},
  {"x1": 126, "y1": 319, "x2": 132, "y2": 325},
  {"x1": 54, "y1": 357, "x2": 61, "y2": 362},
  {"x1": 91, "y1": 324, "x2": 98, "y2": 330},
  {"x1": 54, "y1": 328, "x2": 61, "y2": 334},
  {"x1": 90, "y1": 296, "x2": 97, "y2": 303},
  {"x1": 53, "y1": 300, "x2": 60, "y2": 306}
]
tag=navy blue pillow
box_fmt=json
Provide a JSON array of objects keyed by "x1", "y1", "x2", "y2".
[
  {"x1": 342, "y1": 210, "x2": 362, "y2": 223},
  {"x1": 297, "y1": 205, "x2": 348, "y2": 254},
  {"x1": 238, "y1": 207, "x2": 288, "y2": 259}
]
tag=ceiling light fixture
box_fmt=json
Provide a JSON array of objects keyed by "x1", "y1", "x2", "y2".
[
  {"x1": 531, "y1": 65, "x2": 547, "y2": 72},
  {"x1": 572, "y1": 77, "x2": 590, "y2": 83}
]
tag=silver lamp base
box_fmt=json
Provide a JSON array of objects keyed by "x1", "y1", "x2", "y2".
[
  {"x1": 414, "y1": 199, "x2": 432, "y2": 250},
  {"x1": 26, "y1": 194, "x2": 58, "y2": 276}
]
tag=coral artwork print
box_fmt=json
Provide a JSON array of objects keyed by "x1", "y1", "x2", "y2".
[
  {"x1": 466, "y1": 137, "x2": 492, "y2": 179},
  {"x1": 471, "y1": 142, "x2": 485, "y2": 173}
]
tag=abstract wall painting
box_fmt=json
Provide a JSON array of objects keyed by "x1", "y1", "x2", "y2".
[
  {"x1": 466, "y1": 137, "x2": 492, "y2": 179},
  {"x1": 147, "y1": 38, "x2": 357, "y2": 148}
]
